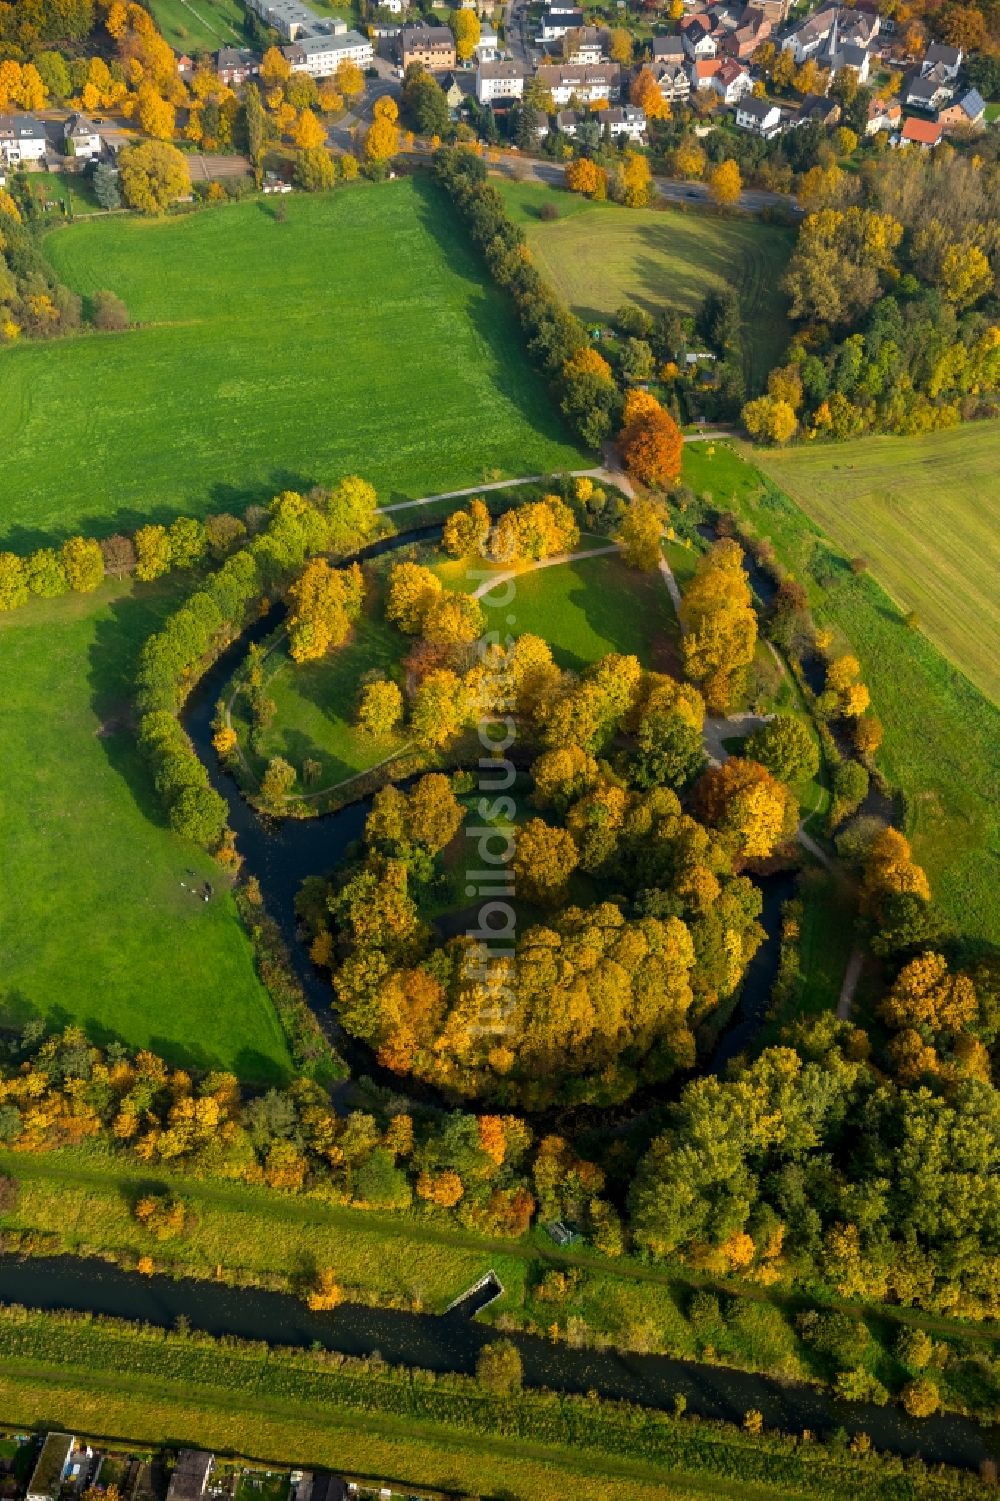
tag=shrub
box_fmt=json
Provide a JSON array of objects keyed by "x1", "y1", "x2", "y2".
[{"x1": 476, "y1": 1339, "x2": 523, "y2": 1396}]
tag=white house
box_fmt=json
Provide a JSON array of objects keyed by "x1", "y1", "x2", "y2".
[
  {"x1": 735, "y1": 96, "x2": 782, "y2": 137},
  {"x1": 475, "y1": 17, "x2": 500, "y2": 60},
  {"x1": 682, "y1": 20, "x2": 717, "y2": 59},
  {"x1": 604, "y1": 103, "x2": 646, "y2": 140},
  {"x1": 559, "y1": 27, "x2": 608, "y2": 64},
  {"x1": 63, "y1": 113, "x2": 101, "y2": 158},
  {"x1": 652, "y1": 59, "x2": 691, "y2": 102},
  {"x1": 0, "y1": 115, "x2": 47, "y2": 164},
  {"x1": 921, "y1": 42, "x2": 962, "y2": 79},
  {"x1": 540, "y1": 7, "x2": 583, "y2": 39},
  {"x1": 535, "y1": 62, "x2": 621, "y2": 104},
  {"x1": 711, "y1": 58, "x2": 752, "y2": 103},
  {"x1": 283, "y1": 28, "x2": 373, "y2": 75},
  {"x1": 475, "y1": 59, "x2": 527, "y2": 102},
  {"x1": 246, "y1": 0, "x2": 346, "y2": 41}
]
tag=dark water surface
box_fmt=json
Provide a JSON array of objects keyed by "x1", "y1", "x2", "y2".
[{"x1": 3, "y1": 1256, "x2": 997, "y2": 1471}]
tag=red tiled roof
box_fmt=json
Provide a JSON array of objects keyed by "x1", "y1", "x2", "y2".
[{"x1": 901, "y1": 115, "x2": 941, "y2": 143}]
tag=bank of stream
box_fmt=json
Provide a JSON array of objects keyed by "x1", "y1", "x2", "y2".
[{"x1": 0, "y1": 1255, "x2": 996, "y2": 1473}]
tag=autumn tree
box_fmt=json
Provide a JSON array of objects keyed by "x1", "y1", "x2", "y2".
[
  {"x1": 880, "y1": 951, "x2": 976, "y2": 1037},
  {"x1": 618, "y1": 390, "x2": 683, "y2": 488},
  {"x1": 61, "y1": 536, "x2": 104, "y2": 593},
  {"x1": 476, "y1": 1338, "x2": 523, "y2": 1394},
  {"x1": 287, "y1": 560, "x2": 364, "y2": 663},
  {"x1": 709, "y1": 159, "x2": 741, "y2": 208},
  {"x1": 357, "y1": 678, "x2": 404, "y2": 738},
  {"x1": 513, "y1": 818, "x2": 579, "y2": 906},
  {"x1": 261, "y1": 45, "x2": 291, "y2": 90},
  {"x1": 452, "y1": 8, "x2": 481, "y2": 61},
  {"x1": 336, "y1": 60, "x2": 364, "y2": 103},
  {"x1": 134, "y1": 1192, "x2": 185, "y2": 1239},
  {"x1": 294, "y1": 107, "x2": 326, "y2": 151},
  {"x1": 742, "y1": 394, "x2": 797, "y2": 445},
  {"x1": 134, "y1": 523, "x2": 172, "y2": 581},
  {"x1": 260, "y1": 755, "x2": 296, "y2": 808},
  {"x1": 630, "y1": 65, "x2": 670, "y2": 121},
  {"x1": 386, "y1": 561, "x2": 442, "y2": 634},
  {"x1": 295, "y1": 146, "x2": 335, "y2": 191},
  {"x1": 680, "y1": 539, "x2": 757, "y2": 712},
  {"x1": 306, "y1": 1267, "x2": 344, "y2": 1310},
  {"x1": 565, "y1": 156, "x2": 608, "y2": 201},
  {"x1": 411, "y1": 668, "x2": 468, "y2": 748},
  {"x1": 615, "y1": 497, "x2": 666, "y2": 572},
  {"x1": 443, "y1": 498, "x2": 491, "y2": 558},
  {"x1": 366, "y1": 96, "x2": 399, "y2": 162},
  {"x1": 821, "y1": 654, "x2": 870, "y2": 720},
  {"x1": 695, "y1": 756, "x2": 797, "y2": 860},
  {"x1": 745, "y1": 715, "x2": 818, "y2": 784},
  {"x1": 118, "y1": 140, "x2": 191, "y2": 214},
  {"x1": 0, "y1": 553, "x2": 29, "y2": 612}
]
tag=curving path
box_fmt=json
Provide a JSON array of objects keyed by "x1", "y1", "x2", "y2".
[{"x1": 470, "y1": 542, "x2": 621, "y2": 600}]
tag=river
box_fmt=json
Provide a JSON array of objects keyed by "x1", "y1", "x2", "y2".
[{"x1": 1, "y1": 1256, "x2": 996, "y2": 1472}]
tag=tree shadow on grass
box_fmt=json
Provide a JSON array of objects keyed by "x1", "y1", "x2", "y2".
[{"x1": 410, "y1": 175, "x2": 585, "y2": 455}]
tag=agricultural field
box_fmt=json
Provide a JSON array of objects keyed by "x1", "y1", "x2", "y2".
[
  {"x1": 497, "y1": 180, "x2": 795, "y2": 389},
  {"x1": 0, "y1": 580, "x2": 292, "y2": 1081},
  {"x1": 147, "y1": 0, "x2": 248, "y2": 53},
  {"x1": 683, "y1": 442, "x2": 1000, "y2": 948},
  {"x1": 0, "y1": 181, "x2": 586, "y2": 549},
  {"x1": 754, "y1": 422, "x2": 1000, "y2": 705}
]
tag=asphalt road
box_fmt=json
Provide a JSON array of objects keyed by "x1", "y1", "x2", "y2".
[{"x1": 495, "y1": 152, "x2": 801, "y2": 216}]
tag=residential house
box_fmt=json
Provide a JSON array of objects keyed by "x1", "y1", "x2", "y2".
[
  {"x1": 26, "y1": 1435, "x2": 75, "y2": 1501},
  {"x1": 166, "y1": 1453, "x2": 214, "y2": 1501},
  {"x1": 283, "y1": 29, "x2": 373, "y2": 74},
  {"x1": 215, "y1": 46, "x2": 261, "y2": 84},
  {"x1": 651, "y1": 34, "x2": 686, "y2": 62},
  {"x1": 864, "y1": 95, "x2": 901, "y2": 133},
  {"x1": 540, "y1": 7, "x2": 584, "y2": 39},
  {"x1": 735, "y1": 95, "x2": 782, "y2": 135},
  {"x1": 176, "y1": 52, "x2": 196, "y2": 76},
  {"x1": 535, "y1": 62, "x2": 621, "y2": 103},
  {"x1": 781, "y1": 4, "x2": 878, "y2": 65},
  {"x1": 720, "y1": 9, "x2": 770, "y2": 59},
  {"x1": 246, "y1": 0, "x2": 342, "y2": 41},
  {"x1": 711, "y1": 57, "x2": 752, "y2": 102},
  {"x1": 745, "y1": 0, "x2": 791, "y2": 24},
  {"x1": 651, "y1": 59, "x2": 691, "y2": 101},
  {"x1": 475, "y1": 59, "x2": 527, "y2": 101},
  {"x1": 689, "y1": 56, "x2": 722, "y2": 89},
  {"x1": 680, "y1": 15, "x2": 717, "y2": 58},
  {"x1": 921, "y1": 42, "x2": 962, "y2": 79},
  {"x1": 905, "y1": 65, "x2": 954, "y2": 110},
  {"x1": 0, "y1": 114, "x2": 47, "y2": 164},
  {"x1": 475, "y1": 17, "x2": 500, "y2": 59},
  {"x1": 937, "y1": 87, "x2": 986, "y2": 132},
  {"x1": 401, "y1": 23, "x2": 456, "y2": 69},
  {"x1": 441, "y1": 71, "x2": 468, "y2": 109},
  {"x1": 796, "y1": 92, "x2": 840, "y2": 125},
  {"x1": 554, "y1": 106, "x2": 580, "y2": 134},
  {"x1": 63, "y1": 113, "x2": 101, "y2": 157},
  {"x1": 558, "y1": 26, "x2": 609, "y2": 64},
  {"x1": 898, "y1": 114, "x2": 942, "y2": 147},
  {"x1": 379, "y1": 0, "x2": 407, "y2": 13},
  {"x1": 604, "y1": 103, "x2": 646, "y2": 139}
]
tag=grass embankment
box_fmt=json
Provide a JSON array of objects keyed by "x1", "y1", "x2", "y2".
[
  {"x1": 754, "y1": 422, "x2": 1000, "y2": 705},
  {"x1": 0, "y1": 581, "x2": 291, "y2": 1081},
  {"x1": 0, "y1": 180, "x2": 585, "y2": 548},
  {"x1": 497, "y1": 180, "x2": 795, "y2": 389},
  {"x1": 683, "y1": 442, "x2": 1000, "y2": 949},
  {"x1": 0, "y1": 1310, "x2": 988, "y2": 1501},
  {"x1": 147, "y1": 0, "x2": 247, "y2": 51},
  {"x1": 3, "y1": 1147, "x2": 998, "y2": 1421}
]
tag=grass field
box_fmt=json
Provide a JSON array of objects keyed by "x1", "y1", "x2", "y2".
[
  {"x1": 0, "y1": 181, "x2": 585, "y2": 549},
  {"x1": 754, "y1": 423, "x2": 1000, "y2": 705},
  {"x1": 497, "y1": 180, "x2": 795, "y2": 390},
  {"x1": 147, "y1": 0, "x2": 248, "y2": 52},
  {"x1": 0, "y1": 580, "x2": 292, "y2": 1081},
  {"x1": 25, "y1": 171, "x2": 100, "y2": 217},
  {"x1": 683, "y1": 443, "x2": 1000, "y2": 948}
]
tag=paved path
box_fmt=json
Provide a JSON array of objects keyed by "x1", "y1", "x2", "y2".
[
  {"x1": 838, "y1": 948, "x2": 865, "y2": 1020},
  {"x1": 379, "y1": 467, "x2": 628, "y2": 516},
  {"x1": 701, "y1": 711, "x2": 774, "y2": 768},
  {"x1": 470, "y1": 543, "x2": 621, "y2": 600},
  {"x1": 658, "y1": 557, "x2": 683, "y2": 618}
]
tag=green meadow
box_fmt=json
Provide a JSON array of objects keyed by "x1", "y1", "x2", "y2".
[{"x1": 0, "y1": 181, "x2": 585, "y2": 549}]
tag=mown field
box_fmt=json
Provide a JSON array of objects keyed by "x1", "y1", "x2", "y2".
[
  {"x1": 497, "y1": 180, "x2": 795, "y2": 390},
  {"x1": 0, "y1": 181, "x2": 585, "y2": 549},
  {"x1": 754, "y1": 423, "x2": 1000, "y2": 705},
  {"x1": 0, "y1": 580, "x2": 292, "y2": 1080},
  {"x1": 147, "y1": 0, "x2": 247, "y2": 53},
  {"x1": 683, "y1": 443, "x2": 1000, "y2": 948}
]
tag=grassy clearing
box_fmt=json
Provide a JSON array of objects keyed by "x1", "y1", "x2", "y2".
[
  {"x1": 482, "y1": 549, "x2": 683, "y2": 675},
  {"x1": 25, "y1": 170, "x2": 100, "y2": 216},
  {"x1": 683, "y1": 442, "x2": 1000, "y2": 948},
  {"x1": 0, "y1": 581, "x2": 291, "y2": 1081},
  {"x1": 496, "y1": 180, "x2": 795, "y2": 389},
  {"x1": 147, "y1": 0, "x2": 247, "y2": 52},
  {"x1": 753, "y1": 422, "x2": 1000, "y2": 704},
  {"x1": 1, "y1": 181, "x2": 585, "y2": 549}
]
